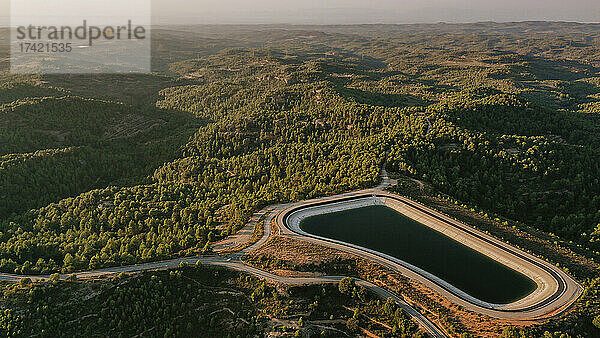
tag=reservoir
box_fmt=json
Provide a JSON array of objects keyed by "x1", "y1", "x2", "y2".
[{"x1": 299, "y1": 205, "x2": 537, "y2": 304}]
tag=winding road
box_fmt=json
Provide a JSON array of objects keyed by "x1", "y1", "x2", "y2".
[
  {"x1": 0, "y1": 170, "x2": 446, "y2": 337},
  {"x1": 0, "y1": 170, "x2": 582, "y2": 337}
]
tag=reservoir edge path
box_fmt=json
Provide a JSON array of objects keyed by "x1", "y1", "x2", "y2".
[{"x1": 0, "y1": 171, "x2": 582, "y2": 337}]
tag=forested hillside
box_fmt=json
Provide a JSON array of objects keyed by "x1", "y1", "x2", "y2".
[
  {"x1": 1, "y1": 22, "x2": 600, "y2": 272},
  {"x1": 1, "y1": 22, "x2": 600, "y2": 336},
  {"x1": 0, "y1": 265, "x2": 417, "y2": 337}
]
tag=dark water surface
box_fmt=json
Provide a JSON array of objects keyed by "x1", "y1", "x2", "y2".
[{"x1": 299, "y1": 205, "x2": 536, "y2": 304}]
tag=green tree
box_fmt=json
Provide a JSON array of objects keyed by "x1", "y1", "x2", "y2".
[
  {"x1": 346, "y1": 318, "x2": 359, "y2": 332},
  {"x1": 338, "y1": 277, "x2": 354, "y2": 295},
  {"x1": 49, "y1": 273, "x2": 60, "y2": 284}
]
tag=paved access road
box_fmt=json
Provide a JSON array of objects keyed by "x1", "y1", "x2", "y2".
[
  {"x1": 0, "y1": 167, "x2": 583, "y2": 334},
  {"x1": 0, "y1": 170, "x2": 447, "y2": 338}
]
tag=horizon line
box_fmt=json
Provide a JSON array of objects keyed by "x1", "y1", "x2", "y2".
[{"x1": 1, "y1": 20, "x2": 600, "y2": 28}]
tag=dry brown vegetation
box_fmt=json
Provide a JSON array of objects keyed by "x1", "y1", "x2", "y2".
[{"x1": 246, "y1": 228, "x2": 534, "y2": 337}]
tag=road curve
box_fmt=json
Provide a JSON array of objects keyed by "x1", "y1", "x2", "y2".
[
  {"x1": 0, "y1": 171, "x2": 447, "y2": 337},
  {"x1": 277, "y1": 192, "x2": 583, "y2": 321}
]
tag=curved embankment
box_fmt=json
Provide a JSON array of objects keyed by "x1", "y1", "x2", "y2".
[
  {"x1": 278, "y1": 192, "x2": 582, "y2": 320},
  {"x1": 0, "y1": 170, "x2": 578, "y2": 335},
  {"x1": 0, "y1": 177, "x2": 448, "y2": 337}
]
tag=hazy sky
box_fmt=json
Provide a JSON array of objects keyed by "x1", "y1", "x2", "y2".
[{"x1": 1, "y1": 0, "x2": 600, "y2": 25}]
